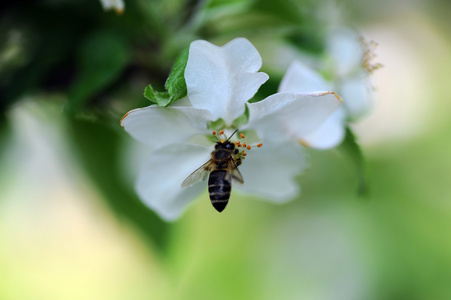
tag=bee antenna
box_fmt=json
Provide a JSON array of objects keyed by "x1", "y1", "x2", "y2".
[{"x1": 227, "y1": 129, "x2": 239, "y2": 141}]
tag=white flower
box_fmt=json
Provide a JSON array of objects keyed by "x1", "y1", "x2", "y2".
[
  {"x1": 99, "y1": 0, "x2": 124, "y2": 14},
  {"x1": 326, "y1": 28, "x2": 376, "y2": 120},
  {"x1": 121, "y1": 38, "x2": 341, "y2": 221},
  {"x1": 279, "y1": 28, "x2": 376, "y2": 149}
]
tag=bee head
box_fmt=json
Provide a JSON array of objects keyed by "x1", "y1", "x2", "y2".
[{"x1": 215, "y1": 140, "x2": 235, "y2": 150}]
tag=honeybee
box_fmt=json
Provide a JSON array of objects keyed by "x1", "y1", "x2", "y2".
[{"x1": 181, "y1": 129, "x2": 243, "y2": 212}]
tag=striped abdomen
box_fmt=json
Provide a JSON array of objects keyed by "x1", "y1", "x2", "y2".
[{"x1": 208, "y1": 170, "x2": 231, "y2": 212}]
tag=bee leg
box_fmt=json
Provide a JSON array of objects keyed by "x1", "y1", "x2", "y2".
[{"x1": 235, "y1": 158, "x2": 242, "y2": 167}]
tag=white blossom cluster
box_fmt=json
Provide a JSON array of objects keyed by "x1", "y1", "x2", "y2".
[{"x1": 121, "y1": 36, "x2": 373, "y2": 220}]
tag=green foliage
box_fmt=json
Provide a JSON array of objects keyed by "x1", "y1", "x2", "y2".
[
  {"x1": 251, "y1": 0, "x2": 304, "y2": 23},
  {"x1": 165, "y1": 47, "x2": 189, "y2": 100},
  {"x1": 338, "y1": 127, "x2": 368, "y2": 197},
  {"x1": 0, "y1": 0, "x2": 368, "y2": 268},
  {"x1": 0, "y1": 2, "x2": 95, "y2": 108},
  {"x1": 206, "y1": 0, "x2": 251, "y2": 9},
  {"x1": 67, "y1": 31, "x2": 131, "y2": 113},
  {"x1": 2, "y1": 1, "x2": 451, "y2": 299},
  {"x1": 143, "y1": 47, "x2": 189, "y2": 106},
  {"x1": 67, "y1": 118, "x2": 171, "y2": 254},
  {"x1": 143, "y1": 84, "x2": 172, "y2": 106},
  {"x1": 231, "y1": 104, "x2": 250, "y2": 128}
]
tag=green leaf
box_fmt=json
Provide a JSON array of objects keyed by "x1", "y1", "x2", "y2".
[
  {"x1": 144, "y1": 84, "x2": 171, "y2": 106},
  {"x1": 206, "y1": 0, "x2": 252, "y2": 9},
  {"x1": 143, "y1": 47, "x2": 189, "y2": 107},
  {"x1": 165, "y1": 47, "x2": 189, "y2": 102},
  {"x1": 67, "y1": 31, "x2": 131, "y2": 113},
  {"x1": 251, "y1": 0, "x2": 304, "y2": 24},
  {"x1": 338, "y1": 127, "x2": 368, "y2": 197}
]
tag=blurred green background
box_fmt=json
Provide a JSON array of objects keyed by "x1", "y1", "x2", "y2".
[{"x1": 1, "y1": 0, "x2": 451, "y2": 299}]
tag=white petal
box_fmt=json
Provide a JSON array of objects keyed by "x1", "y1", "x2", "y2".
[
  {"x1": 120, "y1": 105, "x2": 212, "y2": 150},
  {"x1": 301, "y1": 108, "x2": 346, "y2": 149},
  {"x1": 185, "y1": 38, "x2": 269, "y2": 125},
  {"x1": 340, "y1": 77, "x2": 374, "y2": 120},
  {"x1": 99, "y1": 0, "x2": 124, "y2": 12},
  {"x1": 171, "y1": 96, "x2": 192, "y2": 107},
  {"x1": 279, "y1": 60, "x2": 331, "y2": 93},
  {"x1": 136, "y1": 144, "x2": 212, "y2": 221},
  {"x1": 327, "y1": 28, "x2": 364, "y2": 77},
  {"x1": 237, "y1": 140, "x2": 307, "y2": 201},
  {"x1": 246, "y1": 92, "x2": 342, "y2": 143}
]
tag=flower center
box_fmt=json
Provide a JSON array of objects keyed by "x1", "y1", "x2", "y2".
[{"x1": 211, "y1": 130, "x2": 263, "y2": 163}]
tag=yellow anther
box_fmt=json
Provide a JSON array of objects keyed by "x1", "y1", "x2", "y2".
[
  {"x1": 240, "y1": 133, "x2": 245, "y2": 139},
  {"x1": 219, "y1": 130, "x2": 225, "y2": 135},
  {"x1": 360, "y1": 37, "x2": 383, "y2": 74},
  {"x1": 247, "y1": 145, "x2": 251, "y2": 150},
  {"x1": 221, "y1": 139, "x2": 225, "y2": 143},
  {"x1": 212, "y1": 130, "x2": 217, "y2": 135},
  {"x1": 299, "y1": 140, "x2": 309, "y2": 147}
]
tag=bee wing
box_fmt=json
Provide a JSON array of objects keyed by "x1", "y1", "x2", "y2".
[
  {"x1": 229, "y1": 159, "x2": 244, "y2": 184},
  {"x1": 181, "y1": 160, "x2": 213, "y2": 188}
]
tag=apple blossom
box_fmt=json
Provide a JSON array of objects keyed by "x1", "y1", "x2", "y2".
[
  {"x1": 278, "y1": 28, "x2": 379, "y2": 149},
  {"x1": 121, "y1": 38, "x2": 341, "y2": 220}
]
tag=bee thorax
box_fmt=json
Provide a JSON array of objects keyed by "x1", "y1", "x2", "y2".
[{"x1": 212, "y1": 148, "x2": 233, "y2": 162}]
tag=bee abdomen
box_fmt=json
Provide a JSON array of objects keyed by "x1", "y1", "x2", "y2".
[{"x1": 208, "y1": 170, "x2": 231, "y2": 212}]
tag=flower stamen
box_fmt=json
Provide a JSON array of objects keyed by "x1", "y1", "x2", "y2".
[
  {"x1": 212, "y1": 130, "x2": 217, "y2": 135},
  {"x1": 240, "y1": 133, "x2": 245, "y2": 139},
  {"x1": 360, "y1": 37, "x2": 383, "y2": 74},
  {"x1": 219, "y1": 130, "x2": 225, "y2": 136}
]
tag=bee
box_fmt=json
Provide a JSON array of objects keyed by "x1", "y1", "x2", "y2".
[{"x1": 181, "y1": 129, "x2": 244, "y2": 212}]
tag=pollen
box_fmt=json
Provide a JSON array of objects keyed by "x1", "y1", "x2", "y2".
[
  {"x1": 219, "y1": 130, "x2": 225, "y2": 135},
  {"x1": 221, "y1": 139, "x2": 225, "y2": 143},
  {"x1": 212, "y1": 130, "x2": 217, "y2": 135},
  {"x1": 240, "y1": 133, "x2": 245, "y2": 139},
  {"x1": 235, "y1": 141, "x2": 241, "y2": 146},
  {"x1": 257, "y1": 143, "x2": 263, "y2": 147},
  {"x1": 243, "y1": 143, "x2": 247, "y2": 148},
  {"x1": 247, "y1": 145, "x2": 251, "y2": 150},
  {"x1": 360, "y1": 37, "x2": 383, "y2": 74},
  {"x1": 242, "y1": 152, "x2": 247, "y2": 156}
]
